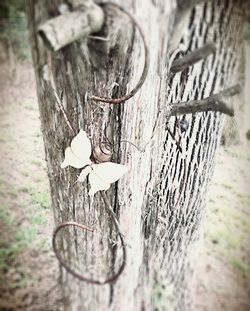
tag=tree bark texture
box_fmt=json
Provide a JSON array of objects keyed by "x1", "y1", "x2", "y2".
[{"x1": 26, "y1": 0, "x2": 246, "y2": 310}]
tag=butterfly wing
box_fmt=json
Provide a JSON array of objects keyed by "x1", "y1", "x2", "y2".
[
  {"x1": 88, "y1": 169, "x2": 110, "y2": 196},
  {"x1": 61, "y1": 147, "x2": 87, "y2": 168},
  {"x1": 61, "y1": 129, "x2": 92, "y2": 168},
  {"x1": 78, "y1": 165, "x2": 92, "y2": 182},
  {"x1": 88, "y1": 163, "x2": 127, "y2": 195},
  {"x1": 71, "y1": 129, "x2": 92, "y2": 162}
]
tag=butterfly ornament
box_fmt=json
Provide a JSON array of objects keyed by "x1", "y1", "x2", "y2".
[{"x1": 61, "y1": 130, "x2": 128, "y2": 196}]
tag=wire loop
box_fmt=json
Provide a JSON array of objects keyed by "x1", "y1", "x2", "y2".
[
  {"x1": 52, "y1": 192, "x2": 126, "y2": 285},
  {"x1": 51, "y1": 3, "x2": 143, "y2": 285},
  {"x1": 89, "y1": 2, "x2": 149, "y2": 104}
]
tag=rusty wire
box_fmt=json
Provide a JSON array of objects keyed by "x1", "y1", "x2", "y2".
[
  {"x1": 52, "y1": 193, "x2": 126, "y2": 285},
  {"x1": 50, "y1": 91, "x2": 128, "y2": 284},
  {"x1": 101, "y1": 139, "x2": 142, "y2": 154},
  {"x1": 50, "y1": 84, "x2": 128, "y2": 284},
  {"x1": 49, "y1": 2, "x2": 150, "y2": 285},
  {"x1": 89, "y1": 2, "x2": 149, "y2": 104}
]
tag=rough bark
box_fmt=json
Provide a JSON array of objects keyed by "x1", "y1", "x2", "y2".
[{"x1": 26, "y1": 0, "x2": 246, "y2": 310}]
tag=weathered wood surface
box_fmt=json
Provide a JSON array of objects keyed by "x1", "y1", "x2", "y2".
[
  {"x1": 26, "y1": 0, "x2": 246, "y2": 310},
  {"x1": 170, "y1": 42, "x2": 216, "y2": 74},
  {"x1": 38, "y1": 1, "x2": 104, "y2": 51},
  {"x1": 169, "y1": 85, "x2": 241, "y2": 116}
]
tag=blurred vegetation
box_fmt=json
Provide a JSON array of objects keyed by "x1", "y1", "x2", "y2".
[
  {"x1": 246, "y1": 129, "x2": 250, "y2": 140},
  {"x1": 0, "y1": 185, "x2": 49, "y2": 273},
  {"x1": 205, "y1": 147, "x2": 250, "y2": 279},
  {"x1": 245, "y1": 15, "x2": 250, "y2": 43},
  {"x1": 0, "y1": 0, "x2": 30, "y2": 59}
]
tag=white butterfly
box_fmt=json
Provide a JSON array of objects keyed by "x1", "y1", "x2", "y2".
[{"x1": 61, "y1": 130, "x2": 127, "y2": 196}]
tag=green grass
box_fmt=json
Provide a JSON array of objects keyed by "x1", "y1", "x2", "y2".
[
  {"x1": 205, "y1": 225, "x2": 242, "y2": 251},
  {"x1": 0, "y1": 1, "x2": 30, "y2": 60},
  {"x1": 7, "y1": 188, "x2": 18, "y2": 198},
  {"x1": 153, "y1": 282, "x2": 175, "y2": 311},
  {"x1": 237, "y1": 194, "x2": 250, "y2": 207},
  {"x1": 34, "y1": 131, "x2": 42, "y2": 138},
  {"x1": 21, "y1": 170, "x2": 29, "y2": 177},
  {"x1": 28, "y1": 213, "x2": 46, "y2": 226},
  {"x1": 215, "y1": 194, "x2": 224, "y2": 200},
  {"x1": 0, "y1": 220, "x2": 48, "y2": 272},
  {"x1": 221, "y1": 184, "x2": 233, "y2": 190},
  {"x1": 0, "y1": 208, "x2": 11, "y2": 225},
  {"x1": 23, "y1": 102, "x2": 35, "y2": 111},
  {"x1": 15, "y1": 227, "x2": 38, "y2": 248},
  {"x1": 0, "y1": 247, "x2": 16, "y2": 271},
  {"x1": 10, "y1": 276, "x2": 28, "y2": 289},
  {"x1": 31, "y1": 160, "x2": 42, "y2": 166},
  {"x1": 225, "y1": 149, "x2": 250, "y2": 161},
  {"x1": 18, "y1": 186, "x2": 30, "y2": 193},
  {"x1": 0, "y1": 188, "x2": 50, "y2": 272},
  {"x1": 206, "y1": 199, "x2": 250, "y2": 278},
  {"x1": 31, "y1": 191, "x2": 51, "y2": 209},
  {"x1": 33, "y1": 177, "x2": 43, "y2": 183},
  {"x1": 230, "y1": 258, "x2": 250, "y2": 278},
  {"x1": 0, "y1": 137, "x2": 7, "y2": 143},
  {"x1": 246, "y1": 129, "x2": 250, "y2": 141},
  {"x1": 0, "y1": 133, "x2": 12, "y2": 144}
]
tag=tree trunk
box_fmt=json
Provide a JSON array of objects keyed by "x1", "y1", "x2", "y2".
[{"x1": 26, "y1": 0, "x2": 246, "y2": 310}]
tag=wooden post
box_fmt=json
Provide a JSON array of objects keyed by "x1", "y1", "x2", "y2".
[
  {"x1": 26, "y1": 0, "x2": 246, "y2": 310},
  {"x1": 38, "y1": 0, "x2": 104, "y2": 51}
]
